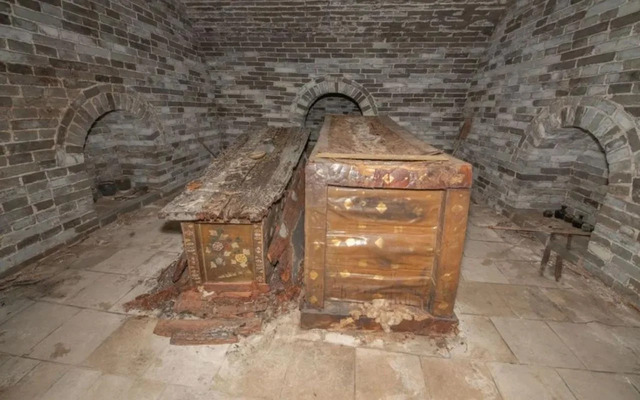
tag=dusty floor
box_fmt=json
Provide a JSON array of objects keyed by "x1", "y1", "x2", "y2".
[{"x1": 0, "y1": 202, "x2": 639, "y2": 400}]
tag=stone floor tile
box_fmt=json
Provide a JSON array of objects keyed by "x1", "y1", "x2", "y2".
[
  {"x1": 355, "y1": 348, "x2": 426, "y2": 400},
  {"x1": 421, "y1": 357, "x2": 501, "y2": 400},
  {"x1": 361, "y1": 331, "x2": 449, "y2": 358},
  {"x1": 131, "y1": 251, "x2": 180, "y2": 277},
  {"x1": 85, "y1": 317, "x2": 169, "y2": 376},
  {"x1": 494, "y1": 260, "x2": 571, "y2": 288},
  {"x1": 461, "y1": 258, "x2": 510, "y2": 284},
  {"x1": 65, "y1": 273, "x2": 143, "y2": 310},
  {"x1": 129, "y1": 225, "x2": 182, "y2": 251},
  {"x1": 0, "y1": 355, "x2": 39, "y2": 388},
  {"x1": 448, "y1": 315, "x2": 516, "y2": 362},
  {"x1": 324, "y1": 331, "x2": 361, "y2": 347},
  {"x1": 123, "y1": 379, "x2": 167, "y2": 400},
  {"x1": 212, "y1": 339, "x2": 295, "y2": 399},
  {"x1": 0, "y1": 301, "x2": 80, "y2": 355},
  {"x1": 628, "y1": 374, "x2": 640, "y2": 393},
  {"x1": 491, "y1": 317, "x2": 583, "y2": 368},
  {"x1": 542, "y1": 289, "x2": 629, "y2": 326},
  {"x1": 465, "y1": 225, "x2": 505, "y2": 242},
  {"x1": 456, "y1": 282, "x2": 516, "y2": 317},
  {"x1": 607, "y1": 303, "x2": 640, "y2": 328},
  {"x1": 464, "y1": 240, "x2": 519, "y2": 260},
  {"x1": 143, "y1": 343, "x2": 229, "y2": 388},
  {"x1": 508, "y1": 244, "x2": 541, "y2": 262},
  {"x1": 39, "y1": 366, "x2": 101, "y2": 400},
  {"x1": 468, "y1": 206, "x2": 511, "y2": 227},
  {"x1": 29, "y1": 309, "x2": 125, "y2": 364},
  {"x1": 280, "y1": 341, "x2": 355, "y2": 400},
  {"x1": 0, "y1": 361, "x2": 69, "y2": 400},
  {"x1": 66, "y1": 244, "x2": 124, "y2": 270},
  {"x1": 39, "y1": 270, "x2": 104, "y2": 303},
  {"x1": 609, "y1": 326, "x2": 640, "y2": 356},
  {"x1": 88, "y1": 374, "x2": 133, "y2": 398},
  {"x1": 159, "y1": 384, "x2": 265, "y2": 400},
  {"x1": 496, "y1": 285, "x2": 569, "y2": 321},
  {"x1": 89, "y1": 248, "x2": 158, "y2": 275},
  {"x1": 489, "y1": 363, "x2": 576, "y2": 400},
  {"x1": 549, "y1": 322, "x2": 640, "y2": 373},
  {"x1": 0, "y1": 296, "x2": 34, "y2": 324},
  {"x1": 557, "y1": 369, "x2": 640, "y2": 400},
  {"x1": 505, "y1": 234, "x2": 547, "y2": 252},
  {"x1": 157, "y1": 385, "x2": 210, "y2": 400},
  {"x1": 76, "y1": 373, "x2": 166, "y2": 400},
  {"x1": 109, "y1": 278, "x2": 159, "y2": 315}
]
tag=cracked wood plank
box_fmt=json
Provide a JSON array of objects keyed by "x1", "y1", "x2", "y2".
[{"x1": 160, "y1": 127, "x2": 309, "y2": 222}]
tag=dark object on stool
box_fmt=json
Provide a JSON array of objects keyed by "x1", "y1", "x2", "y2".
[
  {"x1": 116, "y1": 177, "x2": 132, "y2": 191},
  {"x1": 97, "y1": 181, "x2": 117, "y2": 196},
  {"x1": 581, "y1": 223, "x2": 594, "y2": 232},
  {"x1": 543, "y1": 210, "x2": 554, "y2": 218},
  {"x1": 572, "y1": 215, "x2": 584, "y2": 229},
  {"x1": 554, "y1": 205, "x2": 567, "y2": 219}
]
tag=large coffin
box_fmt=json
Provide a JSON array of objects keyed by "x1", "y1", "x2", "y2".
[
  {"x1": 302, "y1": 116, "x2": 472, "y2": 333},
  {"x1": 160, "y1": 127, "x2": 309, "y2": 292}
]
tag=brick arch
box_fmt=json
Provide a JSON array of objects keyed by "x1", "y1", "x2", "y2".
[
  {"x1": 512, "y1": 97, "x2": 639, "y2": 202},
  {"x1": 510, "y1": 97, "x2": 640, "y2": 296},
  {"x1": 291, "y1": 77, "x2": 378, "y2": 126},
  {"x1": 55, "y1": 84, "x2": 169, "y2": 167}
]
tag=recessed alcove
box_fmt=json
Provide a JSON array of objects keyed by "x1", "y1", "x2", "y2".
[
  {"x1": 304, "y1": 93, "x2": 362, "y2": 144},
  {"x1": 83, "y1": 110, "x2": 162, "y2": 220}
]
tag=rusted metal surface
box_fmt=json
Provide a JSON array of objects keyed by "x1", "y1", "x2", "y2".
[{"x1": 302, "y1": 116, "x2": 471, "y2": 334}]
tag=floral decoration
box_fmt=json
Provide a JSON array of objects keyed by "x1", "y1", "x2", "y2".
[{"x1": 207, "y1": 228, "x2": 251, "y2": 269}]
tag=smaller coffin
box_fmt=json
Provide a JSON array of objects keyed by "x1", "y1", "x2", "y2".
[{"x1": 160, "y1": 127, "x2": 309, "y2": 292}]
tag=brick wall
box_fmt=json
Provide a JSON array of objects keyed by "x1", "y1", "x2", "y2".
[
  {"x1": 185, "y1": 0, "x2": 509, "y2": 149},
  {"x1": 459, "y1": 0, "x2": 640, "y2": 299},
  {"x1": 0, "y1": 0, "x2": 217, "y2": 272}
]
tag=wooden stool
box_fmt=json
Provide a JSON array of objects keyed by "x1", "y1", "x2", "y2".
[
  {"x1": 481, "y1": 224, "x2": 590, "y2": 282},
  {"x1": 539, "y1": 230, "x2": 592, "y2": 281}
]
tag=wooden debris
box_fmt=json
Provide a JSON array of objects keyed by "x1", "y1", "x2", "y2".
[
  {"x1": 154, "y1": 317, "x2": 262, "y2": 345},
  {"x1": 171, "y1": 253, "x2": 188, "y2": 283},
  {"x1": 0, "y1": 266, "x2": 53, "y2": 291},
  {"x1": 482, "y1": 224, "x2": 590, "y2": 236}
]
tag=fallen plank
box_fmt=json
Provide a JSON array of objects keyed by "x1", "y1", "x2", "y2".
[{"x1": 481, "y1": 225, "x2": 591, "y2": 236}]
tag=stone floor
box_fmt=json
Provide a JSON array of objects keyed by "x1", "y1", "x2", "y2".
[{"x1": 1, "y1": 202, "x2": 639, "y2": 400}]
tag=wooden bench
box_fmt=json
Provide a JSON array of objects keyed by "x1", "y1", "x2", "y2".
[{"x1": 160, "y1": 127, "x2": 309, "y2": 293}]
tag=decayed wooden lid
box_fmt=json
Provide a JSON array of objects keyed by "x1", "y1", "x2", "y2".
[
  {"x1": 160, "y1": 126, "x2": 309, "y2": 222},
  {"x1": 311, "y1": 115, "x2": 448, "y2": 162}
]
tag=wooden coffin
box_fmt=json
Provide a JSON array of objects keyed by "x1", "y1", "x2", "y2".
[
  {"x1": 160, "y1": 127, "x2": 309, "y2": 292},
  {"x1": 302, "y1": 115, "x2": 472, "y2": 333}
]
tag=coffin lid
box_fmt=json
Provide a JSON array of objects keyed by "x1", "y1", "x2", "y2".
[
  {"x1": 160, "y1": 126, "x2": 309, "y2": 222},
  {"x1": 311, "y1": 115, "x2": 448, "y2": 162}
]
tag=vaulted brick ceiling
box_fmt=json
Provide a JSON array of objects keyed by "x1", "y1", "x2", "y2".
[{"x1": 181, "y1": 0, "x2": 513, "y2": 47}]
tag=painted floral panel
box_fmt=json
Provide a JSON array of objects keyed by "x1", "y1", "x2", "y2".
[{"x1": 197, "y1": 223, "x2": 255, "y2": 282}]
